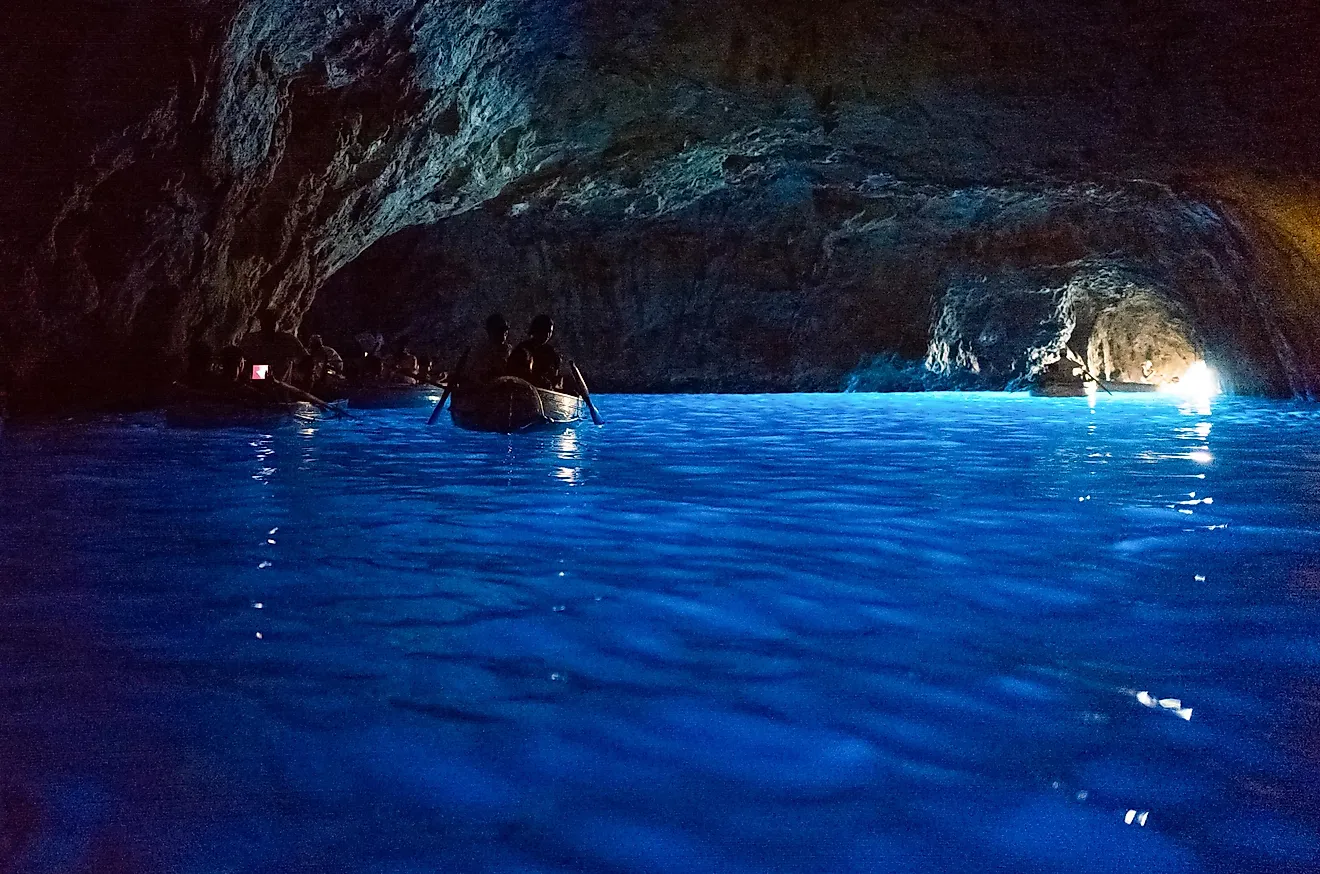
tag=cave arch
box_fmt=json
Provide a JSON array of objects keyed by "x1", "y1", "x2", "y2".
[{"x1": 1085, "y1": 293, "x2": 1199, "y2": 384}]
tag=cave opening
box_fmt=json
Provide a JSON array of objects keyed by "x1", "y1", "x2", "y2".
[{"x1": 1083, "y1": 293, "x2": 1200, "y2": 387}]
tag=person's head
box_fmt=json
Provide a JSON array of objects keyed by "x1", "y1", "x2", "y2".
[
  {"x1": 486, "y1": 313, "x2": 509, "y2": 342},
  {"x1": 308, "y1": 334, "x2": 324, "y2": 351},
  {"x1": 529, "y1": 314, "x2": 554, "y2": 343},
  {"x1": 257, "y1": 309, "x2": 279, "y2": 333}
]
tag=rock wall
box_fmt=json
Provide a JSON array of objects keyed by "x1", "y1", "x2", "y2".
[
  {"x1": 3, "y1": 1, "x2": 1320, "y2": 406},
  {"x1": 314, "y1": 169, "x2": 1314, "y2": 394}
]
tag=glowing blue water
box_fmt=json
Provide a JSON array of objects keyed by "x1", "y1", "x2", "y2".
[{"x1": 2, "y1": 393, "x2": 1319, "y2": 873}]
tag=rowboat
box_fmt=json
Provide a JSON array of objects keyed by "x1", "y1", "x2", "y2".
[
  {"x1": 449, "y1": 377, "x2": 585, "y2": 432},
  {"x1": 1029, "y1": 380, "x2": 1160, "y2": 397},
  {"x1": 335, "y1": 382, "x2": 437, "y2": 409},
  {"x1": 165, "y1": 386, "x2": 347, "y2": 428},
  {"x1": 1030, "y1": 381, "x2": 1094, "y2": 397}
]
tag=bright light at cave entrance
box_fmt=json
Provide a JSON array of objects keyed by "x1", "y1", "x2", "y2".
[{"x1": 1160, "y1": 361, "x2": 1221, "y2": 399}]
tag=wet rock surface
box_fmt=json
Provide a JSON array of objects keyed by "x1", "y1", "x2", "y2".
[{"x1": 3, "y1": 1, "x2": 1320, "y2": 406}]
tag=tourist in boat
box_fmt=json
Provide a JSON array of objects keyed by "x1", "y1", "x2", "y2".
[
  {"x1": 242, "y1": 309, "x2": 307, "y2": 383},
  {"x1": 510, "y1": 314, "x2": 564, "y2": 391},
  {"x1": 305, "y1": 334, "x2": 345, "y2": 391},
  {"x1": 468, "y1": 313, "x2": 513, "y2": 386},
  {"x1": 352, "y1": 332, "x2": 387, "y2": 381},
  {"x1": 505, "y1": 346, "x2": 534, "y2": 381},
  {"x1": 389, "y1": 339, "x2": 420, "y2": 383},
  {"x1": 217, "y1": 346, "x2": 247, "y2": 383}
]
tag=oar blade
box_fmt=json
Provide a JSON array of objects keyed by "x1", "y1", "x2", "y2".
[
  {"x1": 570, "y1": 362, "x2": 604, "y2": 426},
  {"x1": 427, "y1": 347, "x2": 469, "y2": 426}
]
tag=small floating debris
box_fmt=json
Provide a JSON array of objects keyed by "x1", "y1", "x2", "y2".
[
  {"x1": 253, "y1": 602, "x2": 263, "y2": 609},
  {"x1": 258, "y1": 561, "x2": 272, "y2": 569},
  {"x1": 255, "y1": 632, "x2": 263, "y2": 640},
  {"x1": 1125, "y1": 809, "x2": 1150, "y2": 826}
]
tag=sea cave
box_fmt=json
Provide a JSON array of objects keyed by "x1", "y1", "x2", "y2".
[{"x1": 2, "y1": 2, "x2": 1320, "y2": 872}]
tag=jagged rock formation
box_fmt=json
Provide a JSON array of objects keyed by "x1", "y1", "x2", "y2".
[
  {"x1": 315, "y1": 169, "x2": 1314, "y2": 394},
  {"x1": 3, "y1": 0, "x2": 1319, "y2": 407}
]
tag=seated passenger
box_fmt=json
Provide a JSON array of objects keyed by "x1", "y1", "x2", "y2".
[
  {"x1": 510, "y1": 314, "x2": 563, "y2": 391},
  {"x1": 468, "y1": 313, "x2": 512, "y2": 386},
  {"x1": 306, "y1": 334, "x2": 345, "y2": 391},
  {"x1": 388, "y1": 339, "x2": 419, "y2": 383},
  {"x1": 352, "y1": 332, "x2": 386, "y2": 382},
  {"x1": 241, "y1": 309, "x2": 307, "y2": 383},
  {"x1": 361, "y1": 355, "x2": 385, "y2": 382},
  {"x1": 217, "y1": 346, "x2": 247, "y2": 383}
]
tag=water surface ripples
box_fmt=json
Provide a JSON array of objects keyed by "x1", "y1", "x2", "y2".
[{"x1": 2, "y1": 393, "x2": 1319, "y2": 873}]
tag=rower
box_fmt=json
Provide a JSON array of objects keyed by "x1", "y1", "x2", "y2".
[
  {"x1": 469, "y1": 313, "x2": 512, "y2": 386},
  {"x1": 510, "y1": 314, "x2": 563, "y2": 391}
]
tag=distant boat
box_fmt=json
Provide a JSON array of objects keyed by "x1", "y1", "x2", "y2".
[
  {"x1": 165, "y1": 397, "x2": 341, "y2": 428},
  {"x1": 1029, "y1": 380, "x2": 1159, "y2": 397},
  {"x1": 450, "y1": 376, "x2": 585, "y2": 433},
  {"x1": 165, "y1": 385, "x2": 346, "y2": 427},
  {"x1": 336, "y1": 382, "x2": 435, "y2": 409}
]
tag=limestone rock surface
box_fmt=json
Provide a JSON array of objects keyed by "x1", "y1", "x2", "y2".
[{"x1": 3, "y1": 0, "x2": 1319, "y2": 405}]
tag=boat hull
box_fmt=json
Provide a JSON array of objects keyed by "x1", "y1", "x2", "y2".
[
  {"x1": 450, "y1": 377, "x2": 584, "y2": 433},
  {"x1": 1030, "y1": 380, "x2": 1159, "y2": 397},
  {"x1": 1030, "y1": 382, "x2": 1094, "y2": 397},
  {"x1": 337, "y1": 383, "x2": 433, "y2": 409},
  {"x1": 165, "y1": 399, "x2": 329, "y2": 428}
]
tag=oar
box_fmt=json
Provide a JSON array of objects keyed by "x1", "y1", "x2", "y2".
[
  {"x1": 269, "y1": 377, "x2": 355, "y2": 418},
  {"x1": 1065, "y1": 347, "x2": 1114, "y2": 396},
  {"x1": 427, "y1": 347, "x2": 469, "y2": 425},
  {"x1": 570, "y1": 362, "x2": 604, "y2": 426}
]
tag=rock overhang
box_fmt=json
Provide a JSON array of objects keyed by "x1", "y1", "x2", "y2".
[{"x1": 2, "y1": 0, "x2": 1319, "y2": 407}]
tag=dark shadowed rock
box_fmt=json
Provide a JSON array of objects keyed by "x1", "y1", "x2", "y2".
[{"x1": 2, "y1": 0, "x2": 1319, "y2": 407}]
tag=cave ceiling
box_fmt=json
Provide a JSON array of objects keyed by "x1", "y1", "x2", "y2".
[{"x1": 2, "y1": 1, "x2": 1319, "y2": 402}]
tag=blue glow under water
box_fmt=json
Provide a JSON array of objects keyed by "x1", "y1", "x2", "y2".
[{"x1": 2, "y1": 393, "x2": 1319, "y2": 873}]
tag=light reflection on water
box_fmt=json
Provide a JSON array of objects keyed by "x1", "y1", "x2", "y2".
[{"x1": 1, "y1": 393, "x2": 1320, "y2": 873}]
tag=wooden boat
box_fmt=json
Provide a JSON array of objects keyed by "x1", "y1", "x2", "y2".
[
  {"x1": 336, "y1": 382, "x2": 438, "y2": 409},
  {"x1": 449, "y1": 377, "x2": 585, "y2": 433},
  {"x1": 1103, "y1": 381, "x2": 1158, "y2": 393},
  {"x1": 1030, "y1": 381, "x2": 1094, "y2": 397},
  {"x1": 165, "y1": 386, "x2": 346, "y2": 428},
  {"x1": 1029, "y1": 380, "x2": 1159, "y2": 397}
]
